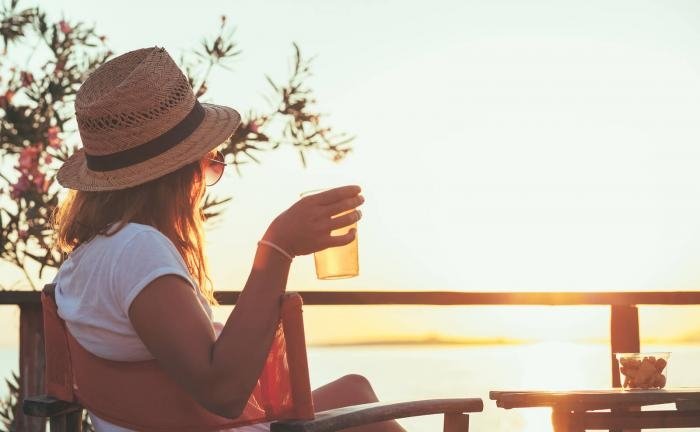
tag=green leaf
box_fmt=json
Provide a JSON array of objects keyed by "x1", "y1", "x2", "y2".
[{"x1": 264, "y1": 74, "x2": 278, "y2": 92}]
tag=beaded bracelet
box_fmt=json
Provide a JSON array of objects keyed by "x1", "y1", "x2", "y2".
[{"x1": 257, "y1": 239, "x2": 294, "y2": 261}]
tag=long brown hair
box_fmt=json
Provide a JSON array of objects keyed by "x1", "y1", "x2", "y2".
[{"x1": 54, "y1": 158, "x2": 216, "y2": 304}]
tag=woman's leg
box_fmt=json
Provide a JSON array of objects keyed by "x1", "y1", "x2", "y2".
[{"x1": 311, "y1": 374, "x2": 407, "y2": 432}]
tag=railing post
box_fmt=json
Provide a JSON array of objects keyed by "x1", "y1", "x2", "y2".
[
  {"x1": 17, "y1": 302, "x2": 46, "y2": 432},
  {"x1": 610, "y1": 304, "x2": 640, "y2": 432},
  {"x1": 610, "y1": 305, "x2": 640, "y2": 385}
]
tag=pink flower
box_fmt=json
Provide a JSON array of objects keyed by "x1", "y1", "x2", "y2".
[
  {"x1": 31, "y1": 172, "x2": 52, "y2": 193},
  {"x1": 33, "y1": 173, "x2": 45, "y2": 190},
  {"x1": 54, "y1": 59, "x2": 66, "y2": 74},
  {"x1": 20, "y1": 71, "x2": 34, "y2": 87},
  {"x1": 18, "y1": 146, "x2": 40, "y2": 172},
  {"x1": 47, "y1": 127, "x2": 61, "y2": 148},
  {"x1": 59, "y1": 20, "x2": 72, "y2": 34},
  {"x1": 17, "y1": 174, "x2": 31, "y2": 190},
  {"x1": 43, "y1": 154, "x2": 53, "y2": 164},
  {"x1": 0, "y1": 90, "x2": 14, "y2": 108},
  {"x1": 18, "y1": 230, "x2": 28, "y2": 240},
  {"x1": 10, "y1": 174, "x2": 31, "y2": 199},
  {"x1": 41, "y1": 176, "x2": 53, "y2": 193}
]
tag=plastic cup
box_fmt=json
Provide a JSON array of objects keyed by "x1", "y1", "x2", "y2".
[
  {"x1": 301, "y1": 188, "x2": 359, "y2": 280},
  {"x1": 615, "y1": 352, "x2": 670, "y2": 390}
]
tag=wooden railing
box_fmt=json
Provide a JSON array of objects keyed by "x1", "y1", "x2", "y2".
[{"x1": 4, "y1": 289, "x2": 700, "y2": 431}]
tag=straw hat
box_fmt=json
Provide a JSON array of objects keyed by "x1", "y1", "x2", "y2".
[{"x1": 57, "y1": 46, "x2": 241, "y2": 191}]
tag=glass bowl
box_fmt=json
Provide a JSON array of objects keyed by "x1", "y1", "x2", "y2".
[{"x1": 615, "y1": 352, "x2": 670, "y2": 390}]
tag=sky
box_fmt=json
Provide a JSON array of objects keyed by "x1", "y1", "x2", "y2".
[{"x1": 2, "y1": 0, "x2": 700, "y2": 346}]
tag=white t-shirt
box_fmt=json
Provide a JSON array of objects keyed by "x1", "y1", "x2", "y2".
[{"x1": 54, "y1": 222, "x2": 269, "y2": 432}]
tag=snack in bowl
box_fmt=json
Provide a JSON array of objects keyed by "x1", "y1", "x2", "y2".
[{"x1": 615, "y1": 352, "x2": 670, "y2": 390}]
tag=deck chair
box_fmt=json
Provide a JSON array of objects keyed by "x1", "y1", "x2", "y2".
[{"x1": 23, "y1": 284, "x2": 483, "y2": 431}]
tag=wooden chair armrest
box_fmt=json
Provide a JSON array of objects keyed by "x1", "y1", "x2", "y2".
[
  {"x1": 23, "y1": 395, "x2": 83, "y2": 418},
  {"x1": 271, "y1": 398, "x2": 483, "y2": 432}
]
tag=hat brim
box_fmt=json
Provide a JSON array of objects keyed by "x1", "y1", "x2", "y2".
[{"x1": 56, "y1": 103, "x2": 241, "y2": 191}]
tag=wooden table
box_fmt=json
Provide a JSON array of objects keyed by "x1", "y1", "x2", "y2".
[{"x1": 490, "y1": 388, "x2": 700, "y2": 431}]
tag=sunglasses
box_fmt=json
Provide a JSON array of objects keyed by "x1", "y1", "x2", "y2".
[{"x1": 203, "y1": 150, "x2": 232, "y2": 186}]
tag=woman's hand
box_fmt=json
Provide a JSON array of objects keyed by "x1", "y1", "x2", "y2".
[{"x1": 262, "y1": 185, "x2": 364, "y2": 257}]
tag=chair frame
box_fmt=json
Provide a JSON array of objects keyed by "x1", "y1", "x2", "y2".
[
  {"x1": 24, "y1": 396, "x2": 483, "y2": 432},
  {"x1": 23, "y1": 284, "x2": 483, "y2": 431}
]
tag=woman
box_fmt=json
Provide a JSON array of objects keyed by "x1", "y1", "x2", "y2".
[{"x1": 52, "y1": 47, "x2": 405, "y2": 432}]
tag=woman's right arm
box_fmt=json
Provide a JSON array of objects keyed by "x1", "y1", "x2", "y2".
[{"x1": 128, "y1": 185, "x2": 364, "y2": 418}]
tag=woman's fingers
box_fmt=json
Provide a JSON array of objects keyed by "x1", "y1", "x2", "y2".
[
  {"x1": 321, "y1": 210, "x2": 362, "y2": 232},
  {"x1": 307, "y1": 185, "x2": 361, "y2": 206},
  {"x1": 319, "y1": 228, "x2": 357, "y2": 250},
  {"x1": 287, "y1": 185, "x2": 363, "y2": 254},
  {"x1": 321, "y1": 195, "x2": 364, "y2": 218}
]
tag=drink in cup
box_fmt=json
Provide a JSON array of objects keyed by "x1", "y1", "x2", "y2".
[{"x1": 301, "y1": 189, "x2": 359, "y2": 279}]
